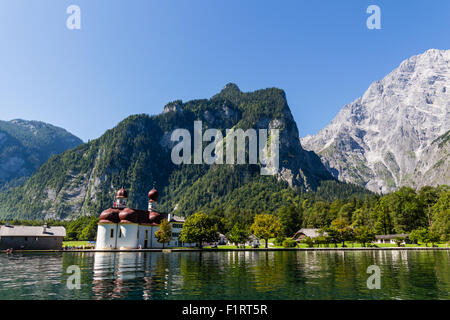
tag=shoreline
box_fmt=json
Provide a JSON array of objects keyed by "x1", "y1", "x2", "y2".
[{"x1": 1, "y1": 246, "x2": 449, "y2": 253}]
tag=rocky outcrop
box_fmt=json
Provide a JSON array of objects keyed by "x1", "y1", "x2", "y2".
[{"x1": 301, "y1": 49, "x2": 450, "y2": 193}]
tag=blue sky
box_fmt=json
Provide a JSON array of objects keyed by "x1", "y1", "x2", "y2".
[{"x1": 0, "y1": 0, "x2": 449, "y2": 142}]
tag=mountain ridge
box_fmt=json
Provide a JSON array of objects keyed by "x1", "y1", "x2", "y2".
[
  {"x1": 301, "y1": 48, "x2": 450, "y2": 193},
  {"x1": 0, "y1": 84, "x2": 334, "y2": 220},
  {"x1": 0, "y1": 119, "x2": 83, "y2": 190}
]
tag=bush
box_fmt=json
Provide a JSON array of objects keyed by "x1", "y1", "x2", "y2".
[
  {"x1": 274, "y1": 236, "x2": 285, "y2": 246},
  {"x1": 394, "y1": 237, "x2": 405, "y2": 247},
  {"x1": 302, "y1": 237, "x2": 314, "y2": 248},
  {"x1": 282, "y1": 239, "x2": 297, "y2": 248}
]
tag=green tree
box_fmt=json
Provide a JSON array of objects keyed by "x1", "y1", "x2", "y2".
[
  {"x1": 430, "y1": 190, "x2": 450, "y2": 242},
  {"x1": 78, "y1": 218, "x2": 98, "y2": 241},
  {"x1": 352, "y1": 206, "x2": 372, "y2": 228},
  {"x1": 314, "y1": 235, "x2": 327, "y2": 248},
  {"x1": 373, "y1": 197, "x2": 394, "y2": 235},
  {"x1": 155, "y1": 218, "x2": 172, "y2": 248},
  {"x1": 354, "y1": 226, "x2": 375, "y2": 247},
  {"x1": 226, "y1": 223, "x2": 250, "y2": 248},
  {"x1": 409, "y1": 228, "x2": 429, "y2": 246},
  {"x1": 328, "y1": 218, "x2": 354, "y2": 247},
  {"x1": 277, "y1": 205, "x2": 302, "y2": 237},
  {"x1": 418, "y1": 186, "x2": 440, "y2": 227},
  {"x1": 65, "y1": 217, "x2": 90, "y2": 241},
  {"x1": 250, "y1": 214, "x2": 282, "y2": 248},
  {"x1": 428, "y1": 231, "x2": 441, "y2": 247},
  {"x1": 179, "y1": 212, "x2": 218, "y2": 248},
  {"x1": 389, "y1": 187, "x2": 426, "y2": 233},
  {"x1": 337, "y1": 203, "x2": 354, "y2": 224}
]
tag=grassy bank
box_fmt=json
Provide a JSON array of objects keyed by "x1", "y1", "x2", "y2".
[{"x1": 63, "y1": 241, "x2": 95, "y2": 248}]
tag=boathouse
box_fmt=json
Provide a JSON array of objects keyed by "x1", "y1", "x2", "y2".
[
  {"x1": 0, "y1": 224, "x2": 66, "y2": 250},
  {"x1": 292, "y1": 228, "x2": 326, "y2": 241}
]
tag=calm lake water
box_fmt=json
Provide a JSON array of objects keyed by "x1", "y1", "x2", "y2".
[{"x1": 0, "y1": 250, "x2": 449, "y2": 300}]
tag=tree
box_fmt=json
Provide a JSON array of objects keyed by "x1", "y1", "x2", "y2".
[
  {"x1": 337, "y1": 203, "x2": 354, "y2": 223},
  {"x1": 430, "y1": 190, "x2": 450, "y2": 242},
  {"x1": 277, "y1": 205, "x2": 302, "y2": 237},
  {"x1": 314, "y1": 236, "x2": 327, "y2": 248},
  {"x1": 250, "y1": 214, "x2": 282, "y2": 248},
  {"x1": 428, "y1": 231, "x2": 441, "y2": 247},
  {"x1": 418, "y1": 186, "x2": 440, "y2": 227},
  {"x1": 409, "y1": 228, "x2": 429, "y2": 246},
  {"x1": 179, "y1": 212, "x2": 218, "y2": 248},
  {"x1": 304, "y1": 201, "x2": 332, "y2": 228},
  {"x1": 389, "y1": 187, "x2": 426, "y2": 233},
  {"x1": 79, "y1": 218, "x2": 98, "y2": 241},
  {"x1": 155, "y1": 218, "x2": 172, "y2": 248},
  {"x1": 373, "y1": 198, "x2": 394, "y2": 235},
  {"x1": 226, "y1": 224, "x2": 250, "y2": 248},
  {"x1": 351, "y1": 206, "x2": 371, "y2": 228},
  {"x1": 329, "y1": 218, "x2": 354, "y2": 247},
  {"x1": 65, "y1": 217, "x2": 92, "y2": 241},
  {"x1": 354, "y1": 226, "x2": 375, "y2": 247}
]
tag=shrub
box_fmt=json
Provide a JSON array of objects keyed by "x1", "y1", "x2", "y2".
[
  {"x1": 282, "y1": 239, "x2": 297, "y2": 248},
  {"x1": 274, "y1": 236, "x2": 285, "y2": 246},
  {"x1": 302, "y1": 237, "x2": 314, "y2": 248}
]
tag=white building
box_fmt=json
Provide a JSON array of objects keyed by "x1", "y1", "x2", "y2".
[
  {"x1": 95, "y1": 188, "x2": 194, "y2": 250},
  {"x1": 375, "y1": 234, "x2": 410, "y2": 245}
]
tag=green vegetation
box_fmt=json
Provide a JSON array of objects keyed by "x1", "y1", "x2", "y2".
[
  {"x1": 282, "y1": 238, "x2": 297, "y2": 248},
  {"x1": 226, "y1": 223, "x2": 250, "y2": 248},
  {"x1": 1, "y1": 184, "x2": 448, "y2": 248},
  {"x1": 155, "y1": 218, "x2": 172, "y2": 248},
  {"x1": 179, "y1": 212, "x2": 219, "y2": 248},
  {"x1": 250, "y1": 214, "x2": 282, "y2": 248},
  {"x1": 63, "y1": 241, "x2": 94, "y2": 249}
]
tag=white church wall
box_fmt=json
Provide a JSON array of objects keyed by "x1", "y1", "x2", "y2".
[
  {"x1": 117, "y1": 223, "x2": 139, "y2": 249},
  {"x1": 96, "y1": 223, "x2": 118, "y2": 249},
  {"x1": 137, "y1": 225, "x2": 154, "y2": 249}
]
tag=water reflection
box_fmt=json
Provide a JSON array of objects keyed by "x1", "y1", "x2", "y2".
[{"x1": 0, "y1": 251, "x2": 449, "y2": 300}]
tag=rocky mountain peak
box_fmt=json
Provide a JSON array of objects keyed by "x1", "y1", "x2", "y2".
[{"x1": 301, "y1": 49, "x2": 450, "y2": 193}]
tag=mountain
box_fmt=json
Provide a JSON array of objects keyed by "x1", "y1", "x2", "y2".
[
  {"x1": 301, "y1": 49, "x2": 450, "y2": 193},
  {"x1": 0, "y1": 119, "x2": 83, "y2": 190},
  {"x1": 0, "y1": 84, "x2": 334, "y2": 220}
]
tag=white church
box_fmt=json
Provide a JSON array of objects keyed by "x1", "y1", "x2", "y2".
[{"x1": 95, "y1": 188, "x2": 195, "y2": 250}]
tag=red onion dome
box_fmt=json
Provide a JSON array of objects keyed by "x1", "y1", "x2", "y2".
[
  {"x1": 116, "y1": 188, "x2": 128, "y2": 198},
  {"x1": 148, "y1": 188, "x2": 159, "y2": 201},
  {"x1": 99, "y1": 208, "x2": 121, "y2": 224},
  {"x1": 119, "y1": 208, "x2": 139, "y2": 224}
]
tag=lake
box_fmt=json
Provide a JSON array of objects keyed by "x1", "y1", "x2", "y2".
[{"x1": 0, "y1": 250, "x2": 449, "y2": 300}]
